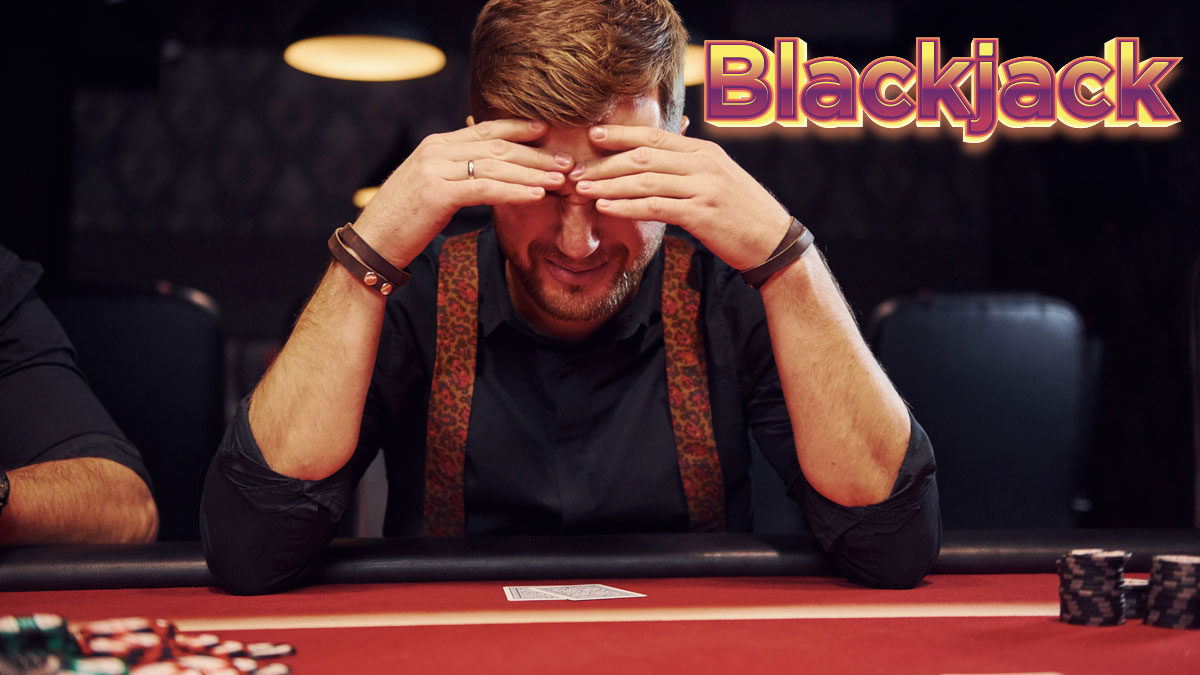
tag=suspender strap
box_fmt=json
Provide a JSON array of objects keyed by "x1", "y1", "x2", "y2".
[
  {"x1": 423, "y1": 231, "x2": 481, "y2": 536},
  {"x1": 661, "y1": 237, "x2": 726, "y2": 532},
  {"x1": 423, "y1": 233, "x2": 725, "y2": 535}
]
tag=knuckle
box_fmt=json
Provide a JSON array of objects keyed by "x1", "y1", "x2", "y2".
[
  {"x1": 648, "y1": 127, "x2": 668, "y2": 145},
  {"x1": 413, "y1": 141, "x2": 436, "y2": 161},
  {"x1": 637, "y1": 173, "x2": 657, "y2": 192},
  {"x1": 488, "y1": 138, "x2": 508, "y2": 157},
  {"x1": 631, "y1": 146, "x2": 653, "y2": 166}
]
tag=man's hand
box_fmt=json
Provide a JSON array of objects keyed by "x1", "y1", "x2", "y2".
[
  {"x1": 571, "y1": 125, "x2": 792, "y2": 271},
  {"x1": 352, "y1": 119, "x2": 574, "y2": 266}
]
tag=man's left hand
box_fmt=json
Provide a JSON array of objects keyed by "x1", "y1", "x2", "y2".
[{"x1": 572, "y1": 125, "x2": 792, "y2": 270}]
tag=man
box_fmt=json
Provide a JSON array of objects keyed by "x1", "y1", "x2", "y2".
[
  {"x1": 201, "y1": 0, "x2": 939, "y2": 594},
  {"x1": 0, "y1": 245, "x2": 158, "y2": 544}
]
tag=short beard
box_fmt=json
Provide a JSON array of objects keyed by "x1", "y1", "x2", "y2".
[{"x1": 501, "y1": 235, "x2": 661, "y2": 323}]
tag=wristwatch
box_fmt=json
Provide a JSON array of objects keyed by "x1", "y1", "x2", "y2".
[{"x1": 0, "y1": 468, "x2": 9, "y2": 519}]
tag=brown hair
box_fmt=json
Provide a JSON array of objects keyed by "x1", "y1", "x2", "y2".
[{"x1": 468, "y1": 0, "x2": 687, "y2": 130}]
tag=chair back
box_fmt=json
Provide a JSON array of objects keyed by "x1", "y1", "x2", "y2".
[
  {"x1": 868, "y1": 293, "x2": 1089, "y2": 529},
  {"x1": 47, "y1": 284, "x2": 224, "y2": 541}
]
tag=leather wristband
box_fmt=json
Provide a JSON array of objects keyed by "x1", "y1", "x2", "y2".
[
  {"x1": 328, "y1": 225, "x2": 411, "y2": 296},
  {"x1": 739, "y1": 217, "x2": 814, "y2": 290},
  {"x1": 337, "y1": 224, "x2": 412, "y2": 287}
]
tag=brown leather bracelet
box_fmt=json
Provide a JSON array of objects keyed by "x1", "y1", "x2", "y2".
[
  {"x1": 739, "y1": 217, "x2": 814, "y2": 290},
  {"x1": 337, "y1": 224, "x2": 413, "y2": 287},
  {"x1": 328, "y1": 229, "x2": 399, "y2": 296}
]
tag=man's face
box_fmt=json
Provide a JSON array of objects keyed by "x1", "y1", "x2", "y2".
[{"x1": 494, "y1": 95, "x2": 671, "y2": 334}]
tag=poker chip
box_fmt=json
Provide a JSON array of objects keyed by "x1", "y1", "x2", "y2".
[
  {"x1": 1121, "y1": 578, "x2": 1150, "y2": 620},
  {"x1": 1056, "y1": 548, "x2": 1131, "y2": 626},
  {"x1": 1143, "y1": 554, "x2": 1200, "y2": 630},
  {"x1": 245, "y1": 644, "x2": 295, "y2": 660},
  {"x1": 1, "y1": 614, "x2": 82, "y2": 658},
  {"x1": 0, "y1": 615, "x2": 298, "y2": 674},
  {"x1": 62, "y1": 656, "x2": 132, "y2": 674},
  {"x1": 210, "y1": 641, "x2": 247, "y2": 659}
]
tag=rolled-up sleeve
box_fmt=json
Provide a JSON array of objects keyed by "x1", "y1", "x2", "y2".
[
  {"x1": 729, "y1": 262, "x2": 941, "y2": 589},
  {"x1": 200, "y1": 396, "x2": 379, "y2": 595},
  {"x1": 788, "y1": 412, "x2": 941, "y2": 588}
]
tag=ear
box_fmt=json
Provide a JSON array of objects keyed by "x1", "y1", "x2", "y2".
[
  {"x1": 466, "y1": 115, "x2": 476, "y2": 127},
  {"x1": 678, "y1": 115, "x2": 690, "y2": 135}
]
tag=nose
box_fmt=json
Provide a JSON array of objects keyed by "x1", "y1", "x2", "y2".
[{"x1": 555, "y1": 184, "x2": 600, "y2": 260}]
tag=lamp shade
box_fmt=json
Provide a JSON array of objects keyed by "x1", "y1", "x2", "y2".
[{"x1": 285, "y1": 0, "x2": 445, "y2": 82}]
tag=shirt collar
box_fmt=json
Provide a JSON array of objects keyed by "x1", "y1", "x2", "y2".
[{"x1": 476, "y1": 225, "x2": 663, "y2": 346}]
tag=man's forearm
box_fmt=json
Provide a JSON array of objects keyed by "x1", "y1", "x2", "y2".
[
  {"x1": 760, "y1": 247, "x2": 911, "y2": 507},
  {"x1": 248, "y1": 262, "x2": 388, "y2": 480},
  {"x1": 0, "y1": 458, "x2": 158, "y2": 544}
]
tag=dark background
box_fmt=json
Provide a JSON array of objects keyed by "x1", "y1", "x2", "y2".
[{"x1": 5, "y1": 0, "x2": 1197, "y2": 528}]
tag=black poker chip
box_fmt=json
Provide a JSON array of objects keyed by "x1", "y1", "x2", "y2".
[
  {"x1": 1121, "y1": 579, "x2": 1150, "y2": 620},
  {"x1": 1057, "y1": 549, "x2": 1131, "y2": 626},
  {"x1": 1143, "y1": 554, "x2": 1200, "y2": 630}
]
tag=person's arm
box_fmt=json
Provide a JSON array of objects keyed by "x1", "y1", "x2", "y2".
[
  {"x1": 575, "y1": 123, "x2": 938, "y2": 585},
  {"x1": 248, "y1": 119, "x2": 568, "y2": 480},
  {"x1": 0, "y1": 277, "x2": 159, "y2": 546},
  {"x1": 575, "y1": 123, "x2": 909, "y2": 502},
  {"x1": 0, "y1": 458, "x2": 157, "y2": 544},
  {"x1": 202, "y1": 119, "x2": 571, "y2": 593},
  {"x1": 757, "y1": 248, "x2": 911, "y2": 505},
  {"x1": 724, "y1": 267, "x2": 939, "y2": 589}
]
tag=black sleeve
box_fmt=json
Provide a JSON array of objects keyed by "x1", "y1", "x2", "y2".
[
  {"x1": 729, "y1": 267, "x2": 941, "y2": 589},
  {"x1": 199, "y1": 394, "x2": 383, "y2": 595},
  {"x1": 198, "y1": 247, "x2": 436, "y2": 594},
  {"x1": 786, "y1": 414, "x2": 941, "y2": 589},
  {"x1": 0, "y1": 251, "x2": 151, "y2": 491}
]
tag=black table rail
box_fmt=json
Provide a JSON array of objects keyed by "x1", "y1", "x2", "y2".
[{"x1": 1, "y1": 530, "x2": 1197, "y2": 592}]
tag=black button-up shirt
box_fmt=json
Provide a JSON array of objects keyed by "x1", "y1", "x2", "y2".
[
  {"x1": 0, "y1": 246, "x2": 151, "y2": 488},
  {"x1": 201, "y1": 227, "x2": 940, "y2": 593}
]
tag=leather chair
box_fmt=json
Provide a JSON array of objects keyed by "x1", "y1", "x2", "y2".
[
  {"x1": 46, "y1": 284, "x2": 225, "y2": 541},
  {"x1": 867, "y1": 293, "x2": 1091, "y2": 529}
]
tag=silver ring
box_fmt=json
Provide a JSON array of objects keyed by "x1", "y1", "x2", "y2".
[{"x1": 467, "y1": 160, "x2": 475, "y2": 179}]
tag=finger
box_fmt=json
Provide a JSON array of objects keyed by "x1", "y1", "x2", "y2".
[
  {"x1": 453, "y1": 157, "x2": 566, "y2": 189},
  {"x1": 571, "y1": 145, "x2": 695, "y2": 181},
  {"x1": 587, "y1": 124, "x2": 697, "y2": 153},
  {"x1": 447, "y1": 178, "x2": 548, "y2": 208},
  {"x1": 439, "y1": 118, "x2": 550, "y2": 144},
  {"x1": 594, "y1": 196, "x2": 695, "y2": 224},
  {"x1": 575, "y1": 172, "x2": 697, "y2": 200},
  {"x1": 443, "y1": 138, "x2": 573, "y2": 173}
]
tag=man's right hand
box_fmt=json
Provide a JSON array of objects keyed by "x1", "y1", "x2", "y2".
[{"x1": 351, "y1": 119, "x2": 573, "y2": 267}]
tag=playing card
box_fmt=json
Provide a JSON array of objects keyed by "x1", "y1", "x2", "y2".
[
  {"x1": 503, "y1": 586, "x2": 569, "y2": 601},
  {"x1": 528, "y1": 584, "x2": 646, "y2": 601}
]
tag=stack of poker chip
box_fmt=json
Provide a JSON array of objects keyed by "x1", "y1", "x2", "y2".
[
  {"x1": 0, "y1": 614, "x2": 83, "y2": 672},
  {"x1": 0, "y1": 615, "x2": 296, "y2": 674},
  {"x1": 1144, "y1": 554, "x2": 1200, "y2": 630},
  {"x1": 1056, "y1": 548, "x2": 1130, "y2": 626}
]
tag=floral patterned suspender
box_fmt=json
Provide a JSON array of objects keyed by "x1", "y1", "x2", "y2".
[{"x1": 423, "y1": 231, "x2": 725, "y2": 535}]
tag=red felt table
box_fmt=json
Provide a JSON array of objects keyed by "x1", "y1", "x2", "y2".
[{"x1": 3, "y1": 573, "x2": 1196, "y2": 674}]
